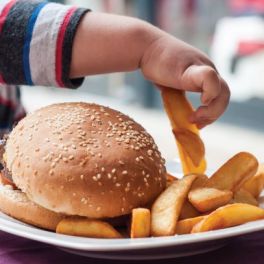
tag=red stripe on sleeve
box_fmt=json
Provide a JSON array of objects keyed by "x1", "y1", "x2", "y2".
[
  {"x1": 0, "y1": 0, "x2": 17, "y2": 84},
  {"x1": 55, "y1": 7, "x2": 77, "y2": 87},
  {"x1": 0, "y1": 0, "x2": 17, "y2": 33}
]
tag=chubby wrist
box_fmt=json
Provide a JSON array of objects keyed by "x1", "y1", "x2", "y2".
[{"x1": 130, "y1": 19, "x2": 164, "y2": 69}]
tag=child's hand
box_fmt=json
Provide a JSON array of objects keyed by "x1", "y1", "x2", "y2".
[
  {"x1": 140, "y1": 35, "x2": 230, "y2": 128},
  {"x1": 70, "y1": 12, "x2": 229, "y2": 128}
]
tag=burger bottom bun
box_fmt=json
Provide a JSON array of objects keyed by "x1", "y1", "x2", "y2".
[{"x1": 0, "y1": 184, "x2": 64, "y2": 231}]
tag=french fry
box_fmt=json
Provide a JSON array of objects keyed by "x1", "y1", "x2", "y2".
[
  {"x1": 161, "y1": 89, "x2": 206, "y2": 174},
  {"x1": 176, "y1": 215, "x2": 205, "y2": 235},
  {"x1": 206, "y1": 152, "x2": 258, "y2": 191},
  {"x1": 188, "y1": 187, "x2": 233, "y2": 212},
  {"x1": 151, "y1": 174, "x2": 197, "y2": 236},
  {"x1": 242, "y1": 164, "x2": 264, "y2": 198},
  {"x1": 191, "y1": 203, "x2": 264, "y2": 233},
  {"x1": 56, "y1": 218, "x2": 122, "y2": 238},
  {"x1": 173, "y1": 129, "x2": 205, "y2": 167},
  {"x1": 166, "y1": 173, "x2": 178, "y2": 187},
  {"x1": 191, "y1": 174, "x2": 208, "y2": 189},
  {"x1": 130, "y1": 208, "x2": 151, "y2": 238},
  {"x1": 179, "y1": 200, "x2": 200, "y2": 220},
  {"x1": 233, "y1": 189, "x2": 258, "y2": 206}
]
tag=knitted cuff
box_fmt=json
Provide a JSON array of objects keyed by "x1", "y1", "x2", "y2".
[{"x1": 0, "y1": 0, "x2": 89, "y2": 88}]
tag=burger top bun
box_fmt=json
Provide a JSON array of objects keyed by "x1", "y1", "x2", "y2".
[{"x1": 5, "y1": 103, "x2": 166, "y2": 218}]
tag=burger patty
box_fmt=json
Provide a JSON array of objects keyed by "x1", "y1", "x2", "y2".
[{"x1": 0, "y1": 136, "x2": 13, "y2": 182}]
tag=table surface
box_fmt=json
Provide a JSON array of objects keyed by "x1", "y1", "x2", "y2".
[{"x1": 0, "y1": 230, "x2": 264, "y2": 264}]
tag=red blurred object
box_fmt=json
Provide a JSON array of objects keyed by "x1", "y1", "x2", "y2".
[
  {"x1": 238, "y1": 41, "x2": 264, "y2": 56},
  {"x1": 230, "y1": 0, "x2": 264, "y2": 13}
]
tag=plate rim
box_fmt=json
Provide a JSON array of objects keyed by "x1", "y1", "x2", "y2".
[{"x1": 0, "y1": 211, "x2": 264, "y2": 252}]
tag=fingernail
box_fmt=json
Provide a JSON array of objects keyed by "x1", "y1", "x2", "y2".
[
  {"x1": 197, "y1": 123, "x2": 206, "y2": 129},
  {"x1": 189, "y1": 115, "x2": 195, "y2": 123}
]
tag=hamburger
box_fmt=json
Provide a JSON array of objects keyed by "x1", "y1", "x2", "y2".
[{"x1": 0, "y1": 102, "x2": 166, "y2": 231}]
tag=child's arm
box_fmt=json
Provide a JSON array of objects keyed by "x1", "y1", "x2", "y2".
[
  {"x1": 71, "y1": 12, "x2": 230, "y2": 128},
  {"x1": 0, "y1": 1, "x2": 229, "y2": 128}
]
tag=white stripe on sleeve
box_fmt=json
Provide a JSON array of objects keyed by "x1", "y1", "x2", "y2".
[{"x1": 29, "y1": 3, "x2": 72, "y2": 87}]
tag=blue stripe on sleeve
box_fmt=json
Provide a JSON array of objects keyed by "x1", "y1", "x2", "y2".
[{"x1": 23, "y1": 2, "x2": 48, "y2": 86}]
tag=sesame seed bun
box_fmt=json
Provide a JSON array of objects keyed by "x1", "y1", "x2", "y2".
[
  {"x1": 0, "y1": 184, "x2": 64, "y2": 230},
  {"x1": 4, "y1": 102, "x2": 166, "y2": 219}
]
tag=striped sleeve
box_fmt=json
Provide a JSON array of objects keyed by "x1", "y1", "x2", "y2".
[{"x1": 0, "y1": 0, "x2": 89, "y2": 88}]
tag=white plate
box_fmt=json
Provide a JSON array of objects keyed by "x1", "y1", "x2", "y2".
[{"x1": 0, "y1": 161, "x2": 264, "y2": 260}]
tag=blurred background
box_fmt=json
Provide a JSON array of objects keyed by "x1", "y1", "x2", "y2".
[{"x1": 22, "y1": 0, "x2": 264, "y2": 169}]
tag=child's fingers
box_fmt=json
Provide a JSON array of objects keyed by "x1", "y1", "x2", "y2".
[
  {"x1": 181, "y1": 65, "x2": 222, "y2": 105},
  {"x1": 191, "y1": 78, "x2": 230, "y2": 127}
]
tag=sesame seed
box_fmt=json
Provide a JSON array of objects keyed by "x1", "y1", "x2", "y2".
[
  {"x1": 49, "y1": 170, "x2": 54, "y2": 176},
  {"x1": 122, "y1": 170, "x2": 128, "y2": 175},
  {"x1": 116, "y1": 183, "x2": 121, "y2": 187},
  {"x1": 92, "y1": 176, "x2": 98, "y2": 181},
  {"x1": 135, "y1": 157, "x2": 140, "y2": 162},
  {"x1": 107, "y1": 173, "x2": 112, "y2": 179},
  {"x1": 101, "y1": 167, "x2": 105, "y2": 172},
  {"x1": 119, "y1": 160, "x2": 125, "y2": 165},
  {"x1": 80, "y1": 175, "x2": 84, "y2": 180},
  {"x1": 97, "y1": 173, "x2": 101, "y2": 179},
  {"x1": 69, "y1": 155, "x2": 74, "y2": 160},
  {"x1": 112, "y1": 168, "x2": 116, "y2": 174},
  {"x1": 147, "y1": 149, "x2": 153, "y2": 156}
]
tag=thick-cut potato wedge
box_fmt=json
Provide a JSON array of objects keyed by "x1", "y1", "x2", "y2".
[
  {"x1": 191, "y1": 174, "x2": 208, "y2": 189},
  {"x1": 56, "y1": 218, "x2": 122, "y2": 238},
  {"x1": 173, "y1": 129, "x2": 205, "y2": 167},
  {"x1": 178, "y1": 145, "x2": 207, "y2": 176},
  {"x1": 188, "y1": 187, "x2": 233, "y2": 212},
  {"x1": 161, "y1": 89, "x2": 206, "y2": 174},
  {"x1": 191, "y1": 203, "x2": 264, "y2": 233},
  {"x1": 176, "y1": 215, "x2": 205, "y2": 235},
  {"x1": 166, "y1": 173, "x2": 178, "y2": 187},
  {"x1": 206, "y1": 152, "x2": 258, "y2": 191},
  {"x1": 179, "y1": 174, "x2": 207, "y2": 219},
  {"x1": 233, "y1": 189, "x2": 258, "y2": 206},
  {"x1": 179, "y1": 200, "x2": 200, "y2": 220},
  {"x1": 242, "y1": 164, "x2": 264, "y2": 198},
  {"x1": 130, "y1": 208, "x2": 151, "y2": 238},
  {"x1": 151, "y1": 174, "x2": 197, "y2": 236}
]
